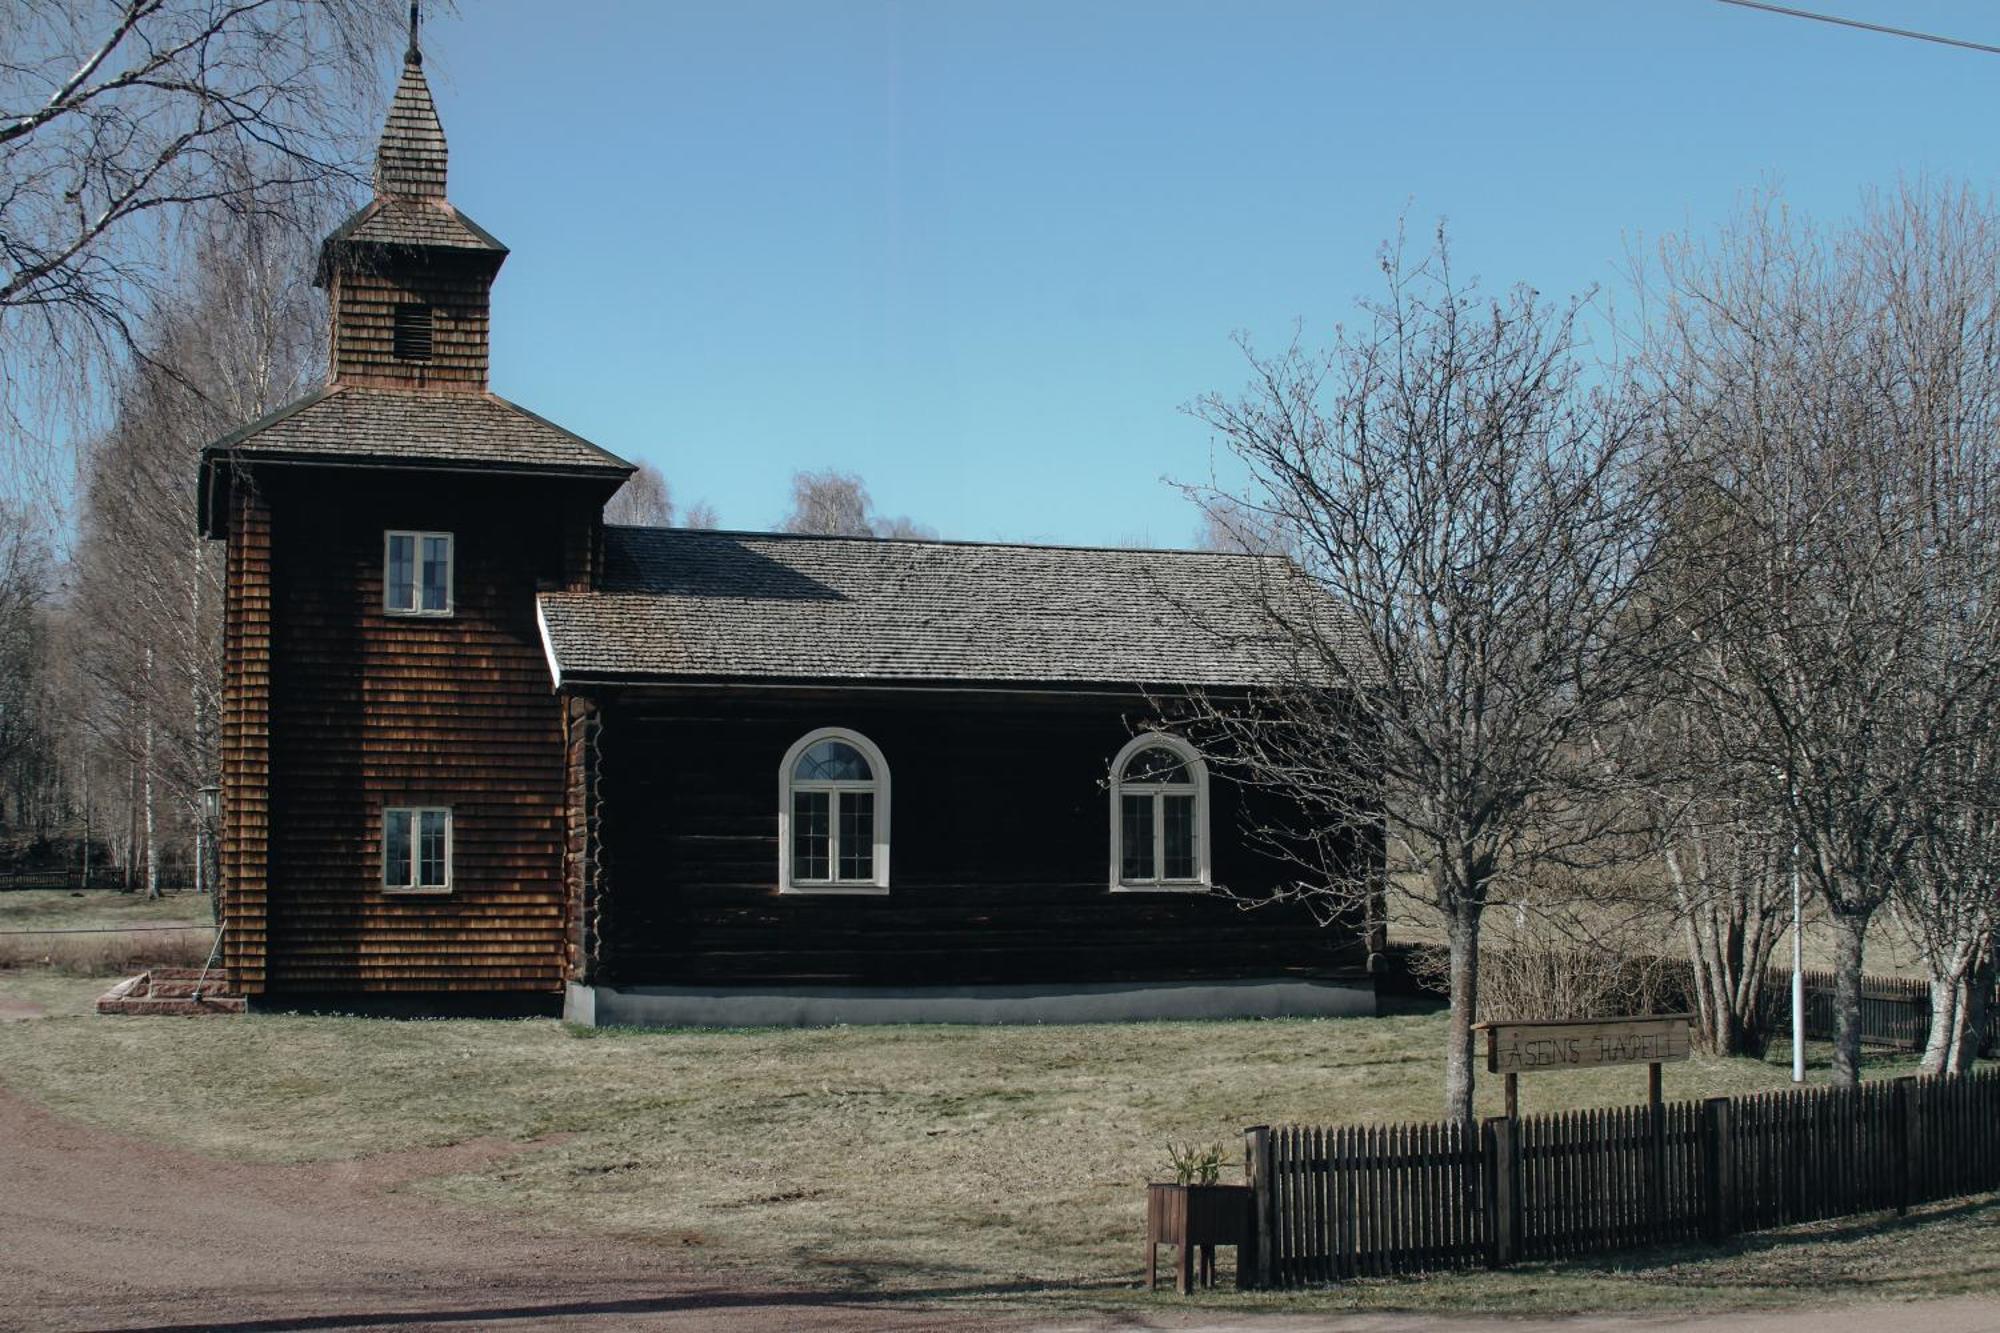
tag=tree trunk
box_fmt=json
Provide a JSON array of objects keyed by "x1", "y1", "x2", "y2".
[
  {"x1": 1923, "y1": 977, "x2": 1960, "y2": 1076},
  {"x1": 1444, "y1": 905, "x2": 1482, "y2": 1125},
  {"x1": 142, "y1": 646, "x2": 158, "y2": 901},
  {"x1": 1829, "y1": 907, "x2": 1870, "y2": 1087},
  {"x1": 1952, "y1": 943, "x2": 1996, "y2": 1073}
]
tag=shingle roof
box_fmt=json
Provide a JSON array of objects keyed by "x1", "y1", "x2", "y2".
[
  {"x1": 325, "y1": 195, "x2": 505, "y2": 255},
  {"x1": 377, "y1": 57, "x2": 448, "y2": 199},
  {"x1": 536, "y1": 527, "x2": 1362, "y2": 688},
  {"x1": 204, "y1": 383, "x2": 634, "y2": 475}
]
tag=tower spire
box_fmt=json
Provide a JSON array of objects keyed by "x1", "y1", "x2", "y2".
[{"x1": 375, "y1": 25, "x2": 447, "y2": 200}]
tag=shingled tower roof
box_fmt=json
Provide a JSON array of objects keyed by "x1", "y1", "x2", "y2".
[
  {"x1": 375, "y1": 55, "x2": 449, "y2": 200},
  {"x1": 318, "y1": 43, "x2": 502, "y2": 262}
]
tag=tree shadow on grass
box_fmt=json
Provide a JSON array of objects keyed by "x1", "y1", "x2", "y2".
[
  {"x1": 105, "y1": 1275, "x2": 1123, "y2": 1333},
  {"x1": 1511, "y1": 1193, "x2": 2000, "y2": 1292}
]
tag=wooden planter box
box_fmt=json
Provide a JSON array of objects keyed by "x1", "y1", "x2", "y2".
[{"x1": 1145, "y1": 1182, "x2": 1253, "y2": 1293}]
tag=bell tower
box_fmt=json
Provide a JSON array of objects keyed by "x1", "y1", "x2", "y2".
[{"x1": 317, "y1": 10, "x2": 507, "y2": 393}]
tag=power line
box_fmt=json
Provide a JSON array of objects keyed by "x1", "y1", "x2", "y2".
[{"x1": 1714, "y1": 0, "x2": 2000, "y2": 57}]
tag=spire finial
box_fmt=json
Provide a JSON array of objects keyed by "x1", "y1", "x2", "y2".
[{"x1": 406, "y1": 0, "x2": 422, "y2": 66}]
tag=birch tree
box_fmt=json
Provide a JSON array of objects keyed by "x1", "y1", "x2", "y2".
[
  {"x1": 0, "y1": 0, "x2": 406, "y2": 476},
  {"x1": 67, "y1": 200, "x2": 323, "y2": 893},
  {"x1": 1643, "y1": 183, "x2": 2000, "y2": 1085}
]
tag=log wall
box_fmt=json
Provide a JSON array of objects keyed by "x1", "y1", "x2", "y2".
[{"x1": 595, "y1": 690, "x2": 1373, "y2": 987}]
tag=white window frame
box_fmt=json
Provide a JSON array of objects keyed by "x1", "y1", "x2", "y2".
[
  {"x1": 778, "y1": 727, "x2": 891, "y2": 895},
  {"x1": 383, "y1": 529, "x2": 455, "y2": 617},
  {"x1": 1109, "y1": 733, "x2": 1210, "y2": 893},
  {"x1": 382, "y1": 805, "x2": 453, "y2": 895}
]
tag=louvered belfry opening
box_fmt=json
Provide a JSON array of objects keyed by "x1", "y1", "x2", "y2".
[
  {"x1": 393, "y1": 303, "x2": 434, "y2": 361},
  {"x1": 317, "y1": 48, "x2": 507, "y2": 391}
]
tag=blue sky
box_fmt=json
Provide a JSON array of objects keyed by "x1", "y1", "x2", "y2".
[{"x1": 417, "y1": 2, "x2": 1999, "y2": 546}]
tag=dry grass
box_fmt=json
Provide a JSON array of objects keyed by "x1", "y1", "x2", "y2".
[
  {"x1": 4, "y1": 970, "x2": 1989, "y2": 1316},
  {"x1": 0, "y1": 887, "x2": 213, "y2": 930},
  {"x1": 0, "y1": 928, "x2": 212, "y2": 974},
  {"x1": 1386, "y1": 888, "x2": 1931, "y2": 982},
  {"x1": 0, "y1": 889, "x2": 215, "y2": 976}
]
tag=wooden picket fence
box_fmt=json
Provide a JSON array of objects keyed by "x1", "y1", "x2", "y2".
[
  {"x1": 1760, "y1": 968, "x2": 1945, "y2": 1052},
  {"x1": 1243, "y1": 1066, "x2": 2000, "y2": 1288}
]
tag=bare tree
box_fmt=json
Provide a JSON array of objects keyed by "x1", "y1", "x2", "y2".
[
  {"x1": 1642, "y1": 183, "x2": 2000, "y2": 1085},
  {"x1": 1634, "y1": 682, "x2": 1792, "y2": 1056},
  {"x1": 0, "y1": 506, "x2": 55, "y2": 836},
  {"x1": 780, "y1": 470, "x2": 874, "y2": 537},
  {"x1": 777, "y1": 469, "x2": 932, "y2": 539},
  {"x1": 1901, "y1": 728, "x2": 2000, "y2": 1074},
  {"x1": 1185, "y1": 227, "x2": 1664, "y2": 1123},
  {"x1": 872, "y1": 513, "x2": 939, "y2": 541},
  {"x1": 0, "y1": 0, "x2": 406, "y2": 478},
  {"x1": 1193, "y1": 495, "x2": 1296, "y2": 557},
  {"x1": 604, "y1": 463, "x2": 675, "y2": 527},
  {"x1": 681, "y1": 500, "x2": 721, "y2": 531},
  {"x1": 64, "y1": 199, "x2": 324, "y2": 894}
]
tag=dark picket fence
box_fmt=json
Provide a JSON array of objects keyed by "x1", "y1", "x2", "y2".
[
  {"x1": 1513, "y1": 1099, "x2": 1707, "y2": 1260},
  {"x1": 0, "y1": 867, "x2": 194, "y2": 893},
  {"x1": 1247, "y1": 1120, "x2": 1486, "y2": 1284},
  {"x1": 1757, "y1": 968, "x2": 1973, "y2": 1053},
  {"x1": 1243, "y1": 1066, "x2": 2000, "y2": 1288}
]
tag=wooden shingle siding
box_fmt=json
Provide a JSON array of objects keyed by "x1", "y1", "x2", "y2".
[
  {"x1": 596, "y1": 690, "x2": 1372, "y2": 987},
  {"x1": 221, "y1": 476, "x2": 274, "y2": 993},
  {"x1": 330, "y1": 263, "x2": 493, "y2": 391},
  {"x1": 260, "y1": 469, "x2": 575, "y2": 993}
]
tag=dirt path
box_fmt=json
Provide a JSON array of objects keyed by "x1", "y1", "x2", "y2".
[
  {"x1": 3, "y1": 1084, "x2": 1994, "y2": 1333},
  {"x1": 0, "y1": 1088, "x2": 1019, "y2": 1332}
]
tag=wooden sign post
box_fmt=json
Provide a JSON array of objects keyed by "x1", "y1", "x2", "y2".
[{"x1": 1474, "y1": 1014, "x2": 1693, "y2": 1119}]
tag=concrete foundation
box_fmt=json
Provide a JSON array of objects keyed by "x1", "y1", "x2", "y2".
[{"x1": 565, "y1": 976, "x2": 1376, "y2": 1029}]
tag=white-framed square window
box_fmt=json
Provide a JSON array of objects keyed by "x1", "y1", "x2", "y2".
[
  {"x1": 383, "y1": 806, "x2": 452, "y2": 893},
  {"x1": 384, "y1": 530, "x2": 454, "y2": 616}
]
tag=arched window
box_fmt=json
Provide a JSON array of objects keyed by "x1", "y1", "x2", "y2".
[
  {"x1": 1110, "y1": 734, "x2": 1209, "y2": 892},
  {"x1": 779, "y1": 728, "x2": 890, "y2": 894}
]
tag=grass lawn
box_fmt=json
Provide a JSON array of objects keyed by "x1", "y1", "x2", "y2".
[{"x1": 2, "y1": 967, "x2": 1992, "y2": 1317}]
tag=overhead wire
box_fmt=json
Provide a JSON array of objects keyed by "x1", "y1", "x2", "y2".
[{"x1": 1714, "y1": 0, "x2": 2000, "y2": 57}]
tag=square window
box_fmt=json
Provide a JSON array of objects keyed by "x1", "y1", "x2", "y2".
[
  {"x1": 385, "y1": 531, "x2": 453, "y2": 616},
  {"x1": 384, "y1": 806, "x2": 451, "y2": 891}
]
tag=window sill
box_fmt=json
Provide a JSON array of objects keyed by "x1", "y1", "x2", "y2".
[
  {"x1": 1111, "y1": 882, "x2": 1210, "y2": 894},
  {"x1": 382, "y1": 885, "x2": 453, "y2": 896},
  {"x1": 383, "y1": 608, "x2": 455, "y2": 619},
  {"x1": 780, "y1": 884, "x2": 890, "y2": 896}
]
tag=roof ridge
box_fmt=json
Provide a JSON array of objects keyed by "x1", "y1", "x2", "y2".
[{"x1": 603, "y1": 524, "x2": 1278, "y2": 561}]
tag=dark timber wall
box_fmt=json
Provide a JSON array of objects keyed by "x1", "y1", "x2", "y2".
[
  {"x1": 251, "y1": 466, "x2": 593, "y2": 993},
  {"x1": 595, "y1": 689, "x2": 1373, "y2": 987}
]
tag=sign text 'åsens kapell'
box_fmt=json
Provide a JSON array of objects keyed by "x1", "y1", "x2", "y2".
[{"x1": 1477, "y1": 1015, "x2": 1693, "y2": 1076}]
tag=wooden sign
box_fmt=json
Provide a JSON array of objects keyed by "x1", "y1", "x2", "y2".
[{"x1": 1477, "y1": 1015, "x2": 1692, "y2": 1076}]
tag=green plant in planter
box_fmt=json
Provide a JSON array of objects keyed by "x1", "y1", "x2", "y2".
[{"x1": 1165, "y1": 1140, "x2": 1228, "y2": 1186}]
